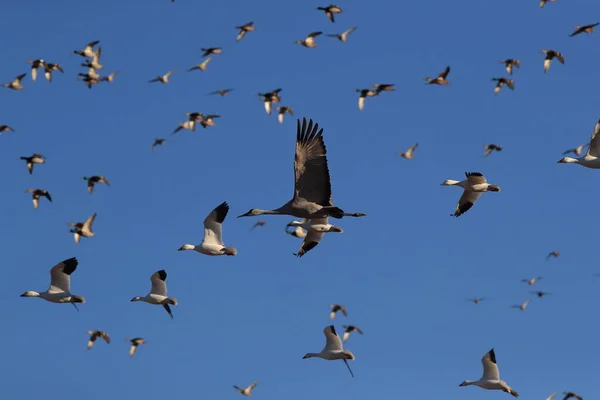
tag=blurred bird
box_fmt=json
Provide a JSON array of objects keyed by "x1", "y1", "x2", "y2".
[
  {"x1": 152, "y1": 138, "x2": 166, "y2": 151},
  {"x1": 3, "y1": 73, "x2": 26, "y2": 90},
  {"x1": 425, "y1": 66, "x2": 451, "y2": 85},
  {"x1": 372, "y1": 83, "x2": 395, "y2": 94},
  {"x1": 126, "y1": 338, "x2": 146, "y2": 357},
  {"x1": 295, "y1": 31, "x2": 323, "y2": 48},
  {"x1": 569, "y1": 22, "x2": 599, "y2": 37},
  {"x1": 316, "y1": 4, "x2": 343, "y2": 22},
  {"x1": 563, "y1": 392, "x2": 583, "y2": 400},
  {"x1": 341, "y1": 325, "x2": 363, "y2": 342},
  {"x1": 25, "y1": 189, "x2": 52, "y2": 209},
  {"x1": 68, "y1": 212, "x2": 97, "y2": 244},
  {"x1": 521, "y1": 276, "x2": 542, "y2": 286},
  {"x1": 258, "y1": 88, "x2": 282, "y2": 115},
  {"x1": 398, "y1": 143, "x2": 418, "y2": 159},
  {"x1": 20, "y1": 153, "x2": 45, "y2": 174},
  {"x1": 86, "y1": 330, "x2": 110, "y2": 350},
  {"x1": 250, "y1": 221, "x2": 266, "y2": 231},
  {"x1": 547, "y1": 250, "x2": 560, "y2": 260},
  {"x1": 563, "y1": 144, "x2": 588, "y2": 156},
  {"x1": 44, "y1": 63, "x2": 64, "y2": 82},
  {"x1": 83, "y1": 176, "x2": 110, "y2": 194},
  {"x1": 540, "y1": 50, "x2": 565, "y2": 73},
  {"x1": 355, "y1": 88, "x2": 378, "y2": 111},
  {"x1": 101, "y1": 71, "x2": 119, "y2": 83},
  {"x1": 483, "y1": 144, "x2": 503, "y2": 157},
  {"x1": 73, "y1": 40, "x2": 100, "y2": 58},
  {"x1": 492, "y1": 77, "x2": 514, "y2": 94},
  {"x1": 235, "y1": 21, "x2": 256, "y2": 42},
  {"x1": 149, "y1": 69, "x2": 176, "y2": 84},
  {"x1": 28, "y1": 59, "x2": 45, "y2": 81},
  {"x1": 328, "y1": 26, "x2": 358, "y2": 42},
  {"x1": 233, "y1": 381, "x2": 258, "y2": 396},
  {"x1": 81, "y1": 47, "x2": 103, "y2": 70},
  {"x1": 209, "y1": 88, "x2": 234, "y2": 96},
  {"x1": 499, "y1": 59, "x2": 520, "y2": 75},
  {"x1": 330, "y1": 304, "x2": 347, "y2": 320},
  {"x1": 276, "y1": 106, "x2": 294, "y2": 124},
  {"x1": 172, "y1": 120, "x2": 196, "y2": 135},
  {"x1": 530, "y1": 291, "x2": 551, "y2": 298},
  {"x1": 188, "y1": 57, "x2": 212, "y2": 72},
  {"x1": 285, "y1": 224, "x2": 307, "y2": 238},
  {"x1": 0, "y1": 125, "x2": 15, "y2": 134},
  {"x1": 200, "y1": 47, "x2": 223, "y2": 57},
  {"x1": 78, "y1": 75, "x2": 101, "y2": 89},
  {"x1": 469, "y1": 298, "x2": 485, "y2": 304},
  {"x1": 546, "y1": 392, "x2": 558, "y2": 400},
  {"x1": 199, "y1": 115, "x2": 220, "y2": 129},
  {"x1": 539, "y1": 0, "x2": 556, "y2": 7},
  {"x1": 512, "y1": 300, "x2": 531, "y2": 311}
]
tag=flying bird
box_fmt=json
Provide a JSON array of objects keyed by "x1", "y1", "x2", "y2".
[
  {"x1": 521, "y1": 276, "x2": 542, "y2": 286},
  {"x1": 512, "y1": 300, "x2": 531, "y2": 311},
  {"x1": 3, "y1": 73, "x2": 26, "y2": 90},
  {"x1": 569, "y1": 22, "x2": 599, "y2": 37},
  {"x1": 83, "y1": 176, "x2": 110, "y2": 194},
  {"x1": 302, "y1": 325, "x2": 355, "y2": 377},
  {"x1": 276, "y1": 106, "x2": 294, "y2": 124},
  {"x1": 483, "y1": 144, "x2": 503, "y2": 157},
  {"x1": 330, "y1": 304, "x2": 347, "y2": 320},
  {"x1": 28, "y1": 59, "x2": 45, "y2": 81},
  {"x1": 200, "y1": 47, "x2": 223, "y2": 57},
  {"x1": 341, "y1": 325, "x2": 363, "y2": 342},
  {"x1": 43, "y1": 63, "x2": 64, "y2": 82},
  {"x1": 209, "y1": 88, "x2": 234, "y2": 96},
  {"x1": 0, "y1": 125, "x2": 15, "y2": 134},
  {"x1": 235, "y1": 21, "x2": 256, "y2": 42},
  {"x1": 295, "y1": 31, "x2": 323, "y2": 48},
  {"x1": 199, "y1": 115, "x2": 220, "y2": 129},
  {"x1": 25, "y1": 189, "x2": 52, "y2": 209},
  {"x1": 372, "y1": 83, "x2": 395, "y2": 94},
  {"x1": 557, "y1": 119, "x2": 600, "y2": 167},
  {"x1": 233, "y1": 381, "x2": 258, "y2": 396},
  {"x1": 355, "y1": 88, "x2": 378, "y2": 111},
  {"x1": 73, "y1": 40, "x2": 100, "y2": 58},
  {"x1": 562, "y1": 144, "x2": 588, "y2": 156},
  {"x1": 459, "y1": 349, "x2": 519, "y2": 397},
  {"x1": 328, "y1": 26, "x2": 358, "y2": 42},
  {"x1": 86, "y1": 330, "x2": 110, "y2": 350},
  {"x1": 126, "y1": 338, "x2": 146, "y2": 357},
  {"x1": 316, "y1": 4, "x2": 343, "y2": 22},
  {"x1": 187, "y1": 57, "x2": 212, "y2": 72},
  {"x1": 398, "y1": 143, "x2": 418, "y2": 159},
  {"x1": 178, "y1": 201, "x2": 237, "y2": 256},
  {"x1": 441, "y1": 172, "x2": 501, "y2": 217},
  {"x1": 290, "y1": 217, "x2": 344, "y2": 257},
  {"x1": 469, "y1": 298, "x2": 486, "y2": 304},
  {"x1": 547, "y1": 251, "x2": 560, "y2": 260},
  {"x1": 530, "y1": 291, "x2": 551, "y2": 298},
  {"x1": 131, "y1": 270, "x2": 178, "y2": 319},
  {"x1": 491, "y1": 77, "x2": 514, "y2": 94},
  {"x1": 540, "y1": 50, "x2": 565, "y2": 73},
  {"x1": 539, "y1": 0, "x2": 556, "y2": 7},
  {"x1": 425, "y1": 66, "x2": 451, "y2": 85},
  {"x1": 148, "y1": 69, "x2": 176, "y2": 84},
  {"x1": 68, "y1": 212, "x2": 97, "y2": 244},
  {"x1": 152, "y1": 138, "x2": 166, "y2": 151},
  {"x1": 499, "y1": 59, "x2": 520, "y2": 75},
  {"x1": 563, "y1": 392, "x2": 583, "y2": 400},
  {"x1": 258, "y1": 88, "x2": 282, "y2": 115},
  {"x1": 250, "y1": 221, "x2": 266, "y2": 230}
]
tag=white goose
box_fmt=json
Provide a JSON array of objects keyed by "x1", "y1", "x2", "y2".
[
  {"x1": 558, "y1": 119, "x2": 600, "y2": 168},
  {"x1": 441, "y1": 172, "x2": 501, "y2": 217},
  {"x1": 459, "y1": 348, "x2": 519, "y2": 397},
  {"x1": 178, "y1": 201, "x2": 237, "y2": 256},
  {"x1": 20, "y1": 257, "x2": 85, "y2": 310},
  {"x1": 287, "y1": 217, "x2": 343, "y2": 257},
  {"x1": 302, "y1": 325, "x2": 355, "y2": 377},
  {"x1": 131, "y1": 270, "x2": 178, "y2": 319}
]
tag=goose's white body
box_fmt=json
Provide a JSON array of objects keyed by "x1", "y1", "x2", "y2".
[
  {"x1": 288, "y1": 217, "x2": 343, "y2": 257},
  {"x1": 178, "y1": 201, "x2": 237, "y2": 256},
  {"x1": 20, "y1": 257, "x2": 85, "y2": 307},
  {"x1": 131, "y1": 270, "x2": 178, "y2": 319},
  {"x1": 558, "y1": 119, "x2": 600, "y2": 168},
  {"x1": 459, "y1": 349, "x2": 519, "y2": 397},
  {"x1": 303, "y1": 325, "x2": 355, "y2": 377},
  {"x1": 441, "y1": 172, "x2": 500, "y2": 217}
]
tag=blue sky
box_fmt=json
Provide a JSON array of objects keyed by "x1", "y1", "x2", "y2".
[{"x1": 1, "y1": 0, "x2": 599, "y2": 398}]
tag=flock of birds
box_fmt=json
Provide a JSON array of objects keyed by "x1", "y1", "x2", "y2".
[{"x1": 4, "y1": 1, "x2": 597, "y2": 398}]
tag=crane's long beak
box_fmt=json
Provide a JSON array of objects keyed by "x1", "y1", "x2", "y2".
[{"x1": 343, "y1": 359, "x2": 354, "y2": 377}]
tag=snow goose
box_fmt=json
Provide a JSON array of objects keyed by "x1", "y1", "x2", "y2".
[
  {"x1": 235, "y1": 21, "x2": 256, "y2": 42},
  {"x1": 530, "y1": 291, "x2": 551, "y2": 298},
  {"x1": 327, "y1": 26, "x2": 358, "y2": 42},
  {"x1": 238, "y1": 118, "x2": 350, "y2": 220},
  {"x1": 126, "y1": 338, "x2": 146, "y2": 357},
  {"x1": 425, "y1": 66, "x2": 451, "y2": 85},
  {"x1": 148, "y1": 69, "x2": 176, "y2": 84},
  {"x1": 302, "y1": 325, "x2": 355, "y2": 377},
  {"x1": 341, "y1": 325, "x2": 363, "y2": 342},
  {"x1": 83, "y1": 176, "x2": 110, "y2": 194},
  {"x1": 258, "y1": 88, "x2": 282, "y2": 115},
  {"x1": 295, "y1": 31, "x2": 323, "y2": 48},
  {"x1": 459, "y1": 349, "x2": 519, "y2": 397},
  {"x1": 20, "y1": 153, "x2": 45, "y2": 174},
  {"x1": 233, "y1": 381, "x2": 258, "y2": 396},
  {"x1": 131, "y1": 270, "x2": 178, "y2": 319},
  {"x1": 492, "y1": 77, "x2": 515, "y2": 94},
  {"x1": 178, "y1": 201, "x2": 237, "y2": 256},
  {"x1": 563, "y1": 144, "x2": 588, "y2": 156},
  {"x1": 512, "y1": 300, "x2": 531, "y2": 311},
  {"x1": 68, "y1": 212, "x2": 97, "y2": 244},
  {"x1": 483, "y1": 144, "x2": 503, "y2": 157},
  {"x1": 285, "y1": 223, "x2": 307, "y2": 238},
  {"x1": 316, "y1": 4, "x2": 342, "y2": 22},
  {"x1": 289, "y1": 217, "x2": 343, "y2": 257},
  {"x1": 86, "y1": 330, "x2": 110, "y2": 350},
  {"x1": 521, "y1": 276, "x2": 542, "y2": 286},
  {"x1": 25, "y1": 189, "x2": 52, "y2": 209},
  {"x1": 3, "y1": 73, "x2": 27, "y2": 90},
  {"x1": 20, "y1": 257, "x2": 85, "y2": 310},
  {"x1": 330, "y1": 304, "x2": 347, "y2": 320},
  {"x1": 441, "y1": 172, "x2": 500, "y2": 217},
  {"x1": 540, "y1": 50, "x2": 565, "y2": 73},
  {"x1": 558, "y1": 119, "x2": 600, "y2": 168},
  {"x1": 569, "y1": 22, "x2": 599, "y2": 37},
  {"x1": 499, "y1": 59, "x2": 520, "y2": 75},
  {"x1": 547, "y1": 251, "x2": 560, "y2": 260},
  {"x1": 563, "y1": 392, "x2": 583, "y2": 400},
  {"x1": 398, "y1": 143, "x2": 418, "y2": 159}
]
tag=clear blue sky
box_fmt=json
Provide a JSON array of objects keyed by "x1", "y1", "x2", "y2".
[{"x1": 1, "y1": 0, "x2": 599, "y2": 398}]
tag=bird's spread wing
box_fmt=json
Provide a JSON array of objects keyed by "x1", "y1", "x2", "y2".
[
  {"x1": 49, "y1": 257, "x2": 78, "y2": 293},
  {"x1": 465, "y1": 172, "x2": 487, "y2": 185},
  {"x1": 440, "y1": 66, "x2": 450, "y2": 79},
  {"x1": 586, "y1": 119, "x2": 600, "y2": 157},
  {"x1": 83, "y1": 212, "x2": 97, "y2": 232},
  {"x1": 295, "y1": 228, "x2": 324, "y2": 257},
  {"x1": 150, "y1": 270, "x2": 168, "y2": 296},
  {"x1": 481, "y1": 349, "x2": 500, "y2": 380},
  {"x1": 454, "y1": 190, "x2": 482, "y2": 217},
  {"x1": 322, "y1": 325, "x2": 343, "y2": 352},
  {"x1": 294, "y1": 118, "x2": 332, "y2": 205},
  {"x1": 203, "y1": 202, "x2": 228, "y2": 246}
]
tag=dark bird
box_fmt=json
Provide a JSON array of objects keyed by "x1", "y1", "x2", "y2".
[
  {"x1": 25, "y1": 189, "x2": 52, "y2": 209},
  {"x1": 483, "y1": 144, "x2": 503, "y2": 157},
  {"x1": 547, "y1": 251, "x2": 560, "y2": 260},
  {"x1": 329, "y1": 304, "x2": 347, "y2": 320},
  {"x1": 20, "y1": 153, "x2": 46, "y2": 174},
  {"x1": 491, "y1": 78, "x2": 514, "y2": 95},
  {"x1": 569, "y1": 22, "x2": 599, "y2": 37},
  {"x1": 499, "y1": 59, "x2": 520, "y2": 75},
  {"x1": 316, "y1": 4, "x2": 343, "y2": 22},
  {"x1": 540, "y1": 50, "x2": 565, "y2": 73},
  {"x1": 425, "y1": 66, "x2": 451, "y2": 85}
]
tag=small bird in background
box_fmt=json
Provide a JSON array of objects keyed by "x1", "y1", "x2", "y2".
[
  {"x1": 545, "y1": 392, "x2": 557, "y2": 400},
  {"x1": 341, "y1": 325, "x2": 363, "y2": 342},
  {"x1": 328, "y1": 26, "x2": 358, "y2": 42},
  {"x1": 200, "y1": 47, "x2": 223, "y2": 57},
  {"x1": 547, "y1": 251, "x2": 560, "y2": 260},
  {"x1": 199, "y1": 115, "x2": 220, "y2": 129},
  {"x1": 295, "y1": 31, "x2": 323, "y2": 48},
  {"x1": 512, "y1": 300, "x2": 531, "y2": 311},
  {"x1": 316, "y1": 4, "x2": 343, "y2": 22},
  {"x1": 250, "y1": 221, "x2": 266, "y2": 231},
  {"x1": 0, "y1": 125, "x2": 15, "y2": 134},
  {"x1": 3, "y1": 73, "x2": 27, "y2": 90},
  {"x1": 530, "y1": 291, "x2": 551, "y2": 298},
  {"x1": 425, "y1": 66, "x2": 451, "y2": 85},
  {"x1": 276, "y1": 106, "x2": 294, "y2": 124},
  {"x1": 235, "y1": 22, "x2": 256, "y2": 42},
  {"x1": 44, "y1": 62, "x2": 64, "y2": 82},
  {"x1": 83, "y1": 176, "x2": 110, "y2": 194},
  {"x1": 148, "y1": 69, "x2": 176, "y2": 84},
  {"x1": 569, "y1": 22, "x2": 599, "y2": 37},
  {"x1": 152, "y1": 138, "x2": 166, "y2": 151},
  {"x1": 209, "y1": 88, "x2": 234, "y2": 97},
  {"x1": 372, "y1": 83, "x2": 395, "y2": 94},
  {"x1": 20, "y1": 153, "x2": 46, "y2": 175},
  {"x1": 68, "y1": 212, "x2": 97, "y2": 244},
  {"x1": 398, "y1": 143, "x2": 418, "y2": 159},
  {"x1": 330, "y1": 304, "x2": 348, "y2": 320},
  {"x1": 469, "y1": 297, "x2": 486, "y2": 304},
  {"x1": 172, "y1": 120, "x2": 196, "y2": 135},
  {"x1": 258, "y1": 88, "x2": 282, "y2": 115},
  {"x1": 126, "y1": 338, "x2": 146, "y2": 357},
  {"x1": 563, "y1": 144, "x2": 588, "y2": 156},
  {"x1": 86, "y1": 330, "x2": 110, "y2": 350},
  {"x1": 491, "y1": 77, "x2": 515, "y2": 94},
  {"x1": 187, "y1": 57, "x2": 212, "y2": 72},
  {"x1": 355, "y1": 88, "x2": 378, "y2": 111},
  {"x1": 73, "y1": 40, "x2": 100, "y2": 58},
  {"x1": 285, "y1": 224, "x2": 307, "y2": 238},
  {"x1": 28, "y1": 59, "x2": 45, "y2": 81},
  {"x1": 540, "y1": 49, "x2": 565, "y2": 73},
  {"x1": 483, "y1": 144, "x2": 503, "y2": 157},
  {"x1": 521, "y1": 276, "x2": 542, "y2": 286},
  {"x1": 25, "y1": 189, "x2": 52, "y2": 209},
  {"x1": 563, "y1": 392, "x2": 583, "y2": 400},
  {"x1": 101, "y1": 71, "x2": 119, "y2": 83},
  {"x1": 233, "y1": 381, "x2": 258, "y2": 396},
  {"x1": 499, "y1": 59, "x2": 520, "y2": 75},
  {"x1": 539, "y1": 0, "x2": 556, "y2": 8}
]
